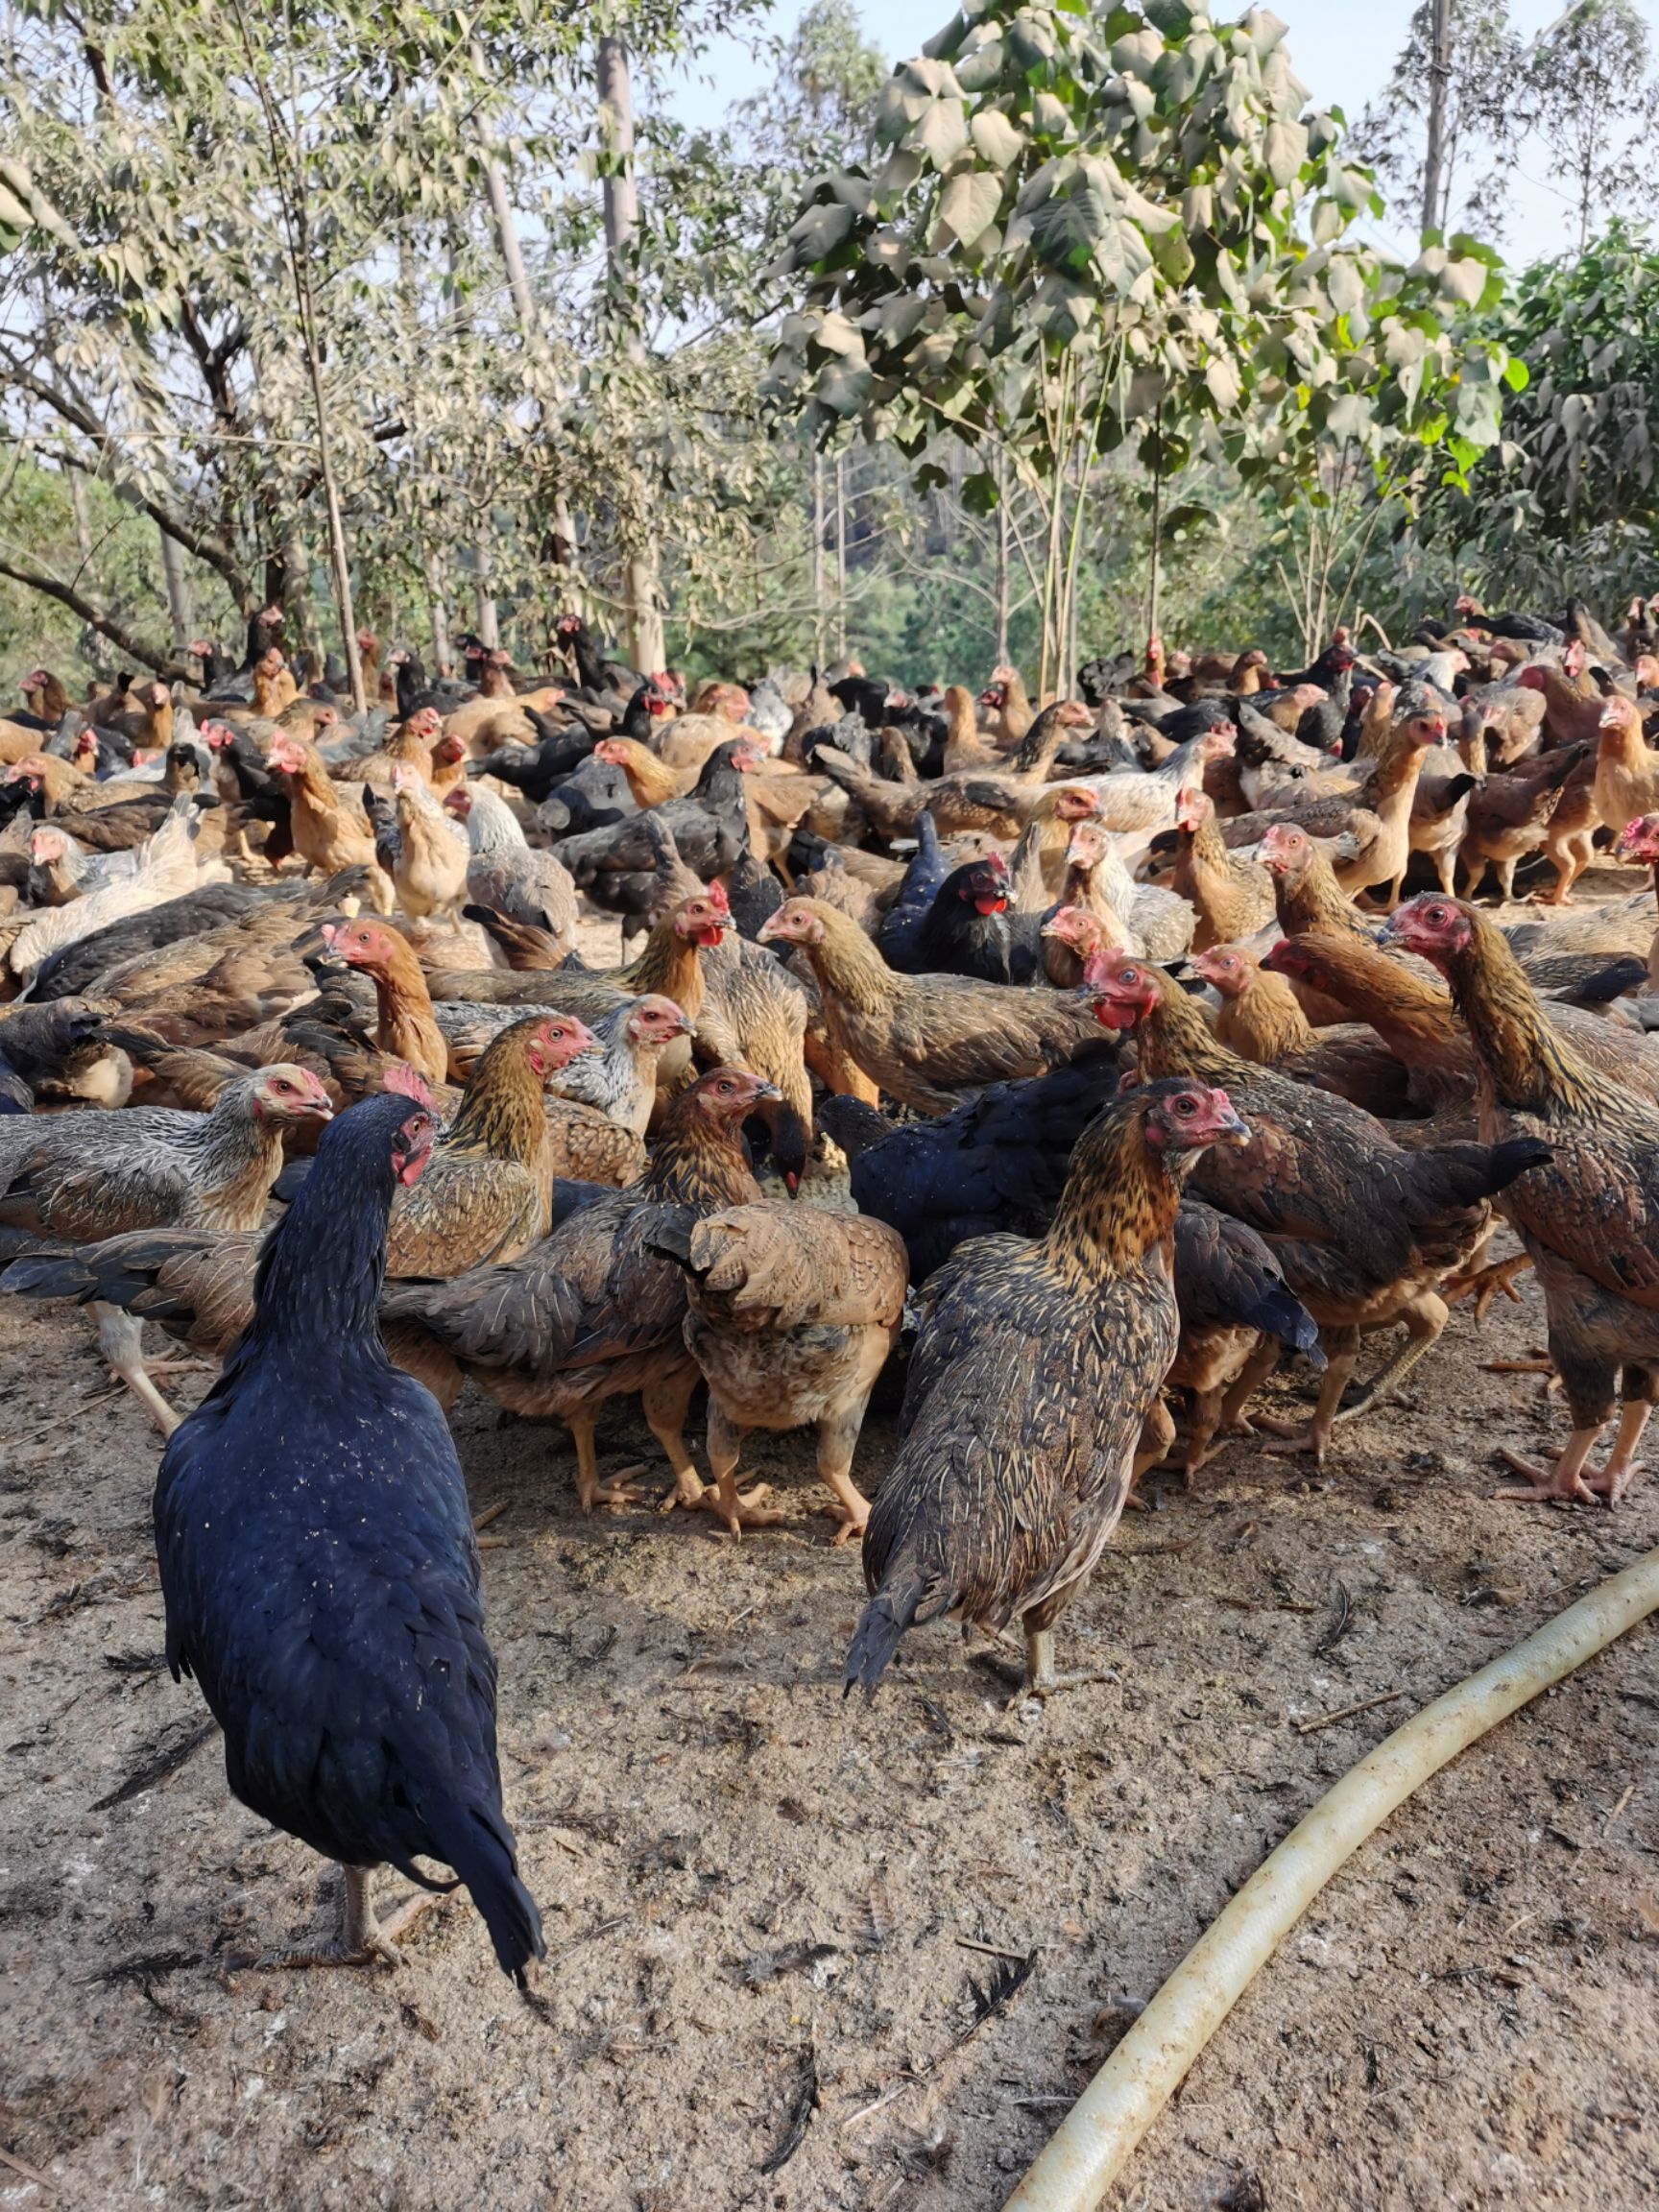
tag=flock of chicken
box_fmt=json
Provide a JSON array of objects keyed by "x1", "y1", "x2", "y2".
[{"x1": 4, "y1": 588, "x2": 1659, "y2": 1985}]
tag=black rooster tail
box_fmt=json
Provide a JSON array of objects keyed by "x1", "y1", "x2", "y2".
[
  {"x1": 1, "y1": 1248, "x2": 96, "y2": 1304},
  {"x1": 1249, "y1": 1284, "x2": 1326, "y2": 1367},
  {"x1": 416, "y1": 1799, "x2": 546, "y2": 1984},
  {"x1": 1484, "y1": 1137, "x2": 1553, "y2": 1194},
  {"x1": 844, "y1": 1575, "x2": 926, "y2": 1702},
  {"x1": 640, "y1": 1206, "x2": 699, "y2": 1272}
]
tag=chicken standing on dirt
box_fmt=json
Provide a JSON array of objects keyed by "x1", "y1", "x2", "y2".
[
  {"x1": 647, "y1": 1203, "x2": 907, "y2": 1541},
  {"x1": 378, "y1": 1069, "x2": 775, "y2": 1513},
  {"x1": 153, "y1": 1094, "x2": 545, "y2": 1978},
  {"x1": 757, "y1": 897, "x2": 1100, "y2": 1114},
  {"x1": 1087, "y1": 952, "x2": 1551, "y2": 1463},
  {"x1": 0, "y1": 1064, "x2": 331, "y2": 1430},
  {"x1": 844, "y1": 1080, "x2": 1250, "y2": 1700},
  {"x1": 1385, "y1": 894, "x2": 1659, "y2": 1506}
]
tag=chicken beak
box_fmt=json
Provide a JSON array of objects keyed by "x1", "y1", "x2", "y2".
[
  {"x1": 1214, "y1": 1108, "x2": 1251, "y2": 1147},
  {"x1": 752, "y1": 1080, "x2": 782, "y2": 1103}
]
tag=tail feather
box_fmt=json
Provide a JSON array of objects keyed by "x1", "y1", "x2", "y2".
[
  {"x1": 1484, "y1": 1137, "x2": 1553, "y2": 1194},
  {"x1": 413, "y1": 1797, "x2": 545, "y2": 1984},
  {"x1": 1247, "y1": 1283, "x2": 1326, "y2": 1366},
  {"x1": 843, "y1": 1574, "x2": 927, "y2": 1702},
  {"x1": 2, "y1": 1249, "x2": 100, "y2": 1304}
]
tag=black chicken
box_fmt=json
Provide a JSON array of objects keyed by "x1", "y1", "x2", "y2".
[
  {"x1": 844, "y1": 1079, "x2": 1250, "y2": 1700},
  {"x1": 153, "y1": 1093, "x2": 545, "y2": 1979},
  {"x1": 913, "y1": 853, "x2": 1041, "y2": 984},
  {"x1": 875, "y1": 811, "x2": 950, "y2": 972}
]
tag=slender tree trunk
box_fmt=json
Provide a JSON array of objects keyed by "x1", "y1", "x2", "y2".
[
  {"x1": 65, "y1": 470, "x2": 109, "y2": 670},
  {"x1": 995, "y1": 449, "x2": 1010, "y2": 665},
  {"x1": 424, "y1": 546, "x2": 452, "y2": 673},
  {"x1": 1146, "y1": 448, "x2": 1163, "y2": 647},
  {"x1": 473, "y1": 541, "x2": 499, "y2": 649},
  {"x1": 1422, "y1": 0, "x2": 1452, "y2": 235},
  {"x1": 157, "y1": 523, "x2": 195, "y2": 652},
  {"x1": 597, "y1": 34, "x2": 665, "y2": 676},
  {"x1": 834, "y1": 450, "x2": 848, "y2": 661},
  {"x1": 811, "y1": 449, "x2": 826, "y2": 667}
]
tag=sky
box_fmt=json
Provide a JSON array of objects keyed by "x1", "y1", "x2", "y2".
[{"x1": 668, "y1": 0, "x2": 1659, "y2": 265}]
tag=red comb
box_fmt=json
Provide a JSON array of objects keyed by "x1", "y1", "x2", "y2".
[{"x1": 381, "y1": 1063, "x2": 435, "y2": 1110}]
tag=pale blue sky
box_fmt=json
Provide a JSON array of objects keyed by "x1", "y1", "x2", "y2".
[{"x1": 669, "y1": 0, "x2": 1659, "y2": 264}]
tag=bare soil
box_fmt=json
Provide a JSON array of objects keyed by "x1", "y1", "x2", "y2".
[{"x1": 4, "y1": 898, "x2": 1659, "y2": 2212}]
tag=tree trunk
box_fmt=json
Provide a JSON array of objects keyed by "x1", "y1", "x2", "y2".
[
  {"x1": 995, "y1": 450, "x2": 1010, "y2": 666},
  {"x1": 473, "y1": 541, "x2": 499, "y2": 648},
  {"x1": 597, "y1": 34, "x2": 665, "y2": 677},
  {"x1": 157, "y1": 523, "x2": 195, "y2": 653},
  {"x1": 1422, "y1": 0, "x2": 1452, "y2": 235},
  {"x1": 834, "y1": 449, "x2": 848, "y2": 661},
  {"x1": 424, "y1": 546, "x2": 452, "y2": 674},
  {"x1": 811, "y1": 449, "x2": 826, "y2": 667}
]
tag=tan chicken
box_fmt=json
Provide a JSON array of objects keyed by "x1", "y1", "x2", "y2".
[
  {"x1": 266, "y1": 733, "x2": 395, "y2": 910},
  {"x1": 757, "y1": 897, "x2": 1102, "y2": 1115},
  {"x1": 391, "y1": 767, "x2": 469, "y2": 921},
  {"x1": 1592, "y1": 694, "x2": 1659, "y2": 841},
  {"x1": 647, "y1": 1204, "x2": 907, "y2": 1539},
  {"x1": 1167, "y1": 792, "x2": 1276, "y2": 951}
]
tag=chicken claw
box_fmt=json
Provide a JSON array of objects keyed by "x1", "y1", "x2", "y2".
[
  {"x1": 697, "y1": 1479, "x2": 785, "y2": 1537},
  {"x1": 248, "y1": 1867, "x2": 446, "y2": 1971},
  {"x1": 1494, "y1": 1435, "x2": 1600, "y2": 1506},
  {"x1": 658, "y1": 1465, "x2": 709, "y2": 1513},
  {"x1": 974, "y1": 1626, "x2": 1119, "y2": 1703},
  {"x1": 1445, "y1": 1252, "x2": 1532, "y2": 1321}
]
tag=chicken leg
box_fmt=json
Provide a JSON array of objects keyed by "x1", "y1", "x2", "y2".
[
  {"x1": 93, "y1": 1302, "x2": 181, "y2": 1437},
  {"x1": 258, "y1": 1864, "x2": 448, "y2": 1970},
  {"x1": 644, "y1": 1369, "x2": 707, "y2": 1511},
  {"x1": 566, "y1": 1414, "x2": 647, "y2": 1513},
  {"x1": 696, "y1": 1403, "x2": 785, "y2": 1536},
  {"x1": 974, "y1": 1622, "x2": 1120, "y2": 1703}
]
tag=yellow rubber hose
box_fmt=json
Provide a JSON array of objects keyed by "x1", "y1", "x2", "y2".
[{"x1": 1002, "y1": 1545, "x2": 1659, "y2": 2212}]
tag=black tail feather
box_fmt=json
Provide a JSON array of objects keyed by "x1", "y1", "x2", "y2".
[
  {"x1": 843, "y1": 1575, "x2": 926, "y2": 1702},
  {"x1": 414, "y1": 1798, "x2": 545, "y2": 1983}
]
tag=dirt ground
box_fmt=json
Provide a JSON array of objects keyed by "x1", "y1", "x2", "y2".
[{"x1": 5, "y1": 900, "x2": 1659, "y2": 2212}]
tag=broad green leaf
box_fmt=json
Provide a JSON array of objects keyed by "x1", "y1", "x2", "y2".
[
  {"x1": 917, "y1": 97, "x2": 970, "y2": 169},
  {"x1": 936, "y1": 171, "x2": 1003, "y2": 249},
  {"x1": 1262, "y1": 119, "x2": 1308, "y2": 188},
  {"x1": 954, "y1": 36, "x2": 1006, "y2": 91},
  {"x1": 788, "y1": 202, "x2": 855, "y2": 263},
  {"x1": 1029, "y1": 173, "x2": 1111, "y2": 276},
  {"x1": 816, "y1": 357, "x2": 874, "y2": 415},
  {"x1": 1204, "y1": 353, "x2": 1240, "y2": 409},
  {"x1": 1439, "y1": 256, "x2": 1488, "y2": 307},
  {"x1": 970, "y1": 108, "x2": 1025, "y2": 167}
]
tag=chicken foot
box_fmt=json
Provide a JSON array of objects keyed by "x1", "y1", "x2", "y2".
[
  {"x1": 974, "y1": 1623, "x2": 1120, "y2": 1703},
  {"x1": 1445, "y1": 1250, "x2": 1532, "y2": 1321},
  {"x1": 566, "y1": 1415, "x2": 648, "y2": 1513},
  {"x1": 696, "y1": 1405, "x2": 786, "y2": 1537},
  {"x1": 644, "y1": 1370, "x2": 707, "y2": 1512},
  {"x1": 253, "y1": 1865, "x2": 448, "y2": 1971},
  {"x1": 1255, "y1": 1330, "x2": 1358, "y2": 1465},
  {"x1": 93, "y1": 1302, "x2": 182, "y2": 1438},
  {"x1": 1498, "y1": 1400, "x2": 1652, "y2": 1508}
]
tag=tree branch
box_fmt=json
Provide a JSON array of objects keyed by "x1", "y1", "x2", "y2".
[
  {"x1": 0, "y1": 350, "x2": 253, "y2": 605},
  {"x1": 0, "y1": 552, "x2": 185, "y2": 677}
]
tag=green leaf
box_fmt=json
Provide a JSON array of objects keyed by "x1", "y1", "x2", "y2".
[
  {"x1": 1502, "y1": 356, "x2": 1530, "y2": 394},
  {"x1": 1029, "y1": 173, "x2": 1111, "y2": 276},
  {"x1": 787, "y1": 202, "x2": 855, "y2": 264},
  {"x1": 917, "y1": 97, "x2": 970, "y2": 169},
  {"x1": 1204, "y1": 354, "x2": 1240, "y2": 410},
  {"x1": 817, "y1": 357, "x2": 874, "y2": 415},
  {"x1": 970, "y1": 108, "x2": 1025, "y2": 168},
  {"x1": 954, "y1": 36, "x2": 1006, "y2": 92},
  {"x1": 1262, "y1": 119, "x2": 1308, "y2": 188},
  {"x1": 936, "y1": 171, "x2": 1003, "y2": 249},
  {"x1": 1439, "y1": 256, "x2": 1488, "y2": 307}
]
